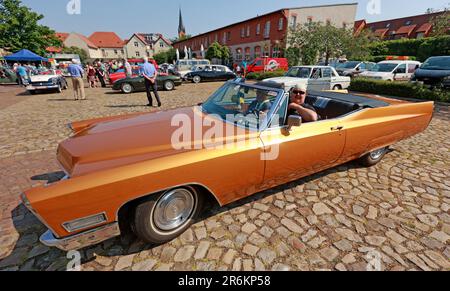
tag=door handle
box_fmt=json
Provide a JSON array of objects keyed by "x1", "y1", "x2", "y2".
[{"x1": 331, "y1": 126, "x2": 344, "y2": 131}]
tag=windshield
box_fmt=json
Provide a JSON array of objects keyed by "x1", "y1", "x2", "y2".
[
  {"x1": 285, "y1": 67, "x2": 311, "y2": 78},
  {"x1": 202, "y1": 82, "x2": 282, "y2": 130},
  {"x1": 370, "y1": 63, "x2": 398, "y2": 73},
  {"x1": 421, "y1": 57, "x2": 450, "y2": 70},
  {"x1": 337, "y1": 61, "x2": 360, "y2": 69}
]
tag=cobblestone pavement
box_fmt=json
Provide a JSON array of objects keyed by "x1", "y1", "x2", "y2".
[{"x1": 0, "y1": 82, "x2": 449, "y2": 271}]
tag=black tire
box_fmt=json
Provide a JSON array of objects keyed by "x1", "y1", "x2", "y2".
[
  {"x1": 121, "y1": 83, "x2": 133, "y2": 94},
  {"x1": 193, "y1": 75, "x2": 201, "y2": 84},
  {"x1": 132, "y1": 186, "x2": 204, "y2": 244},
  {"x1": 358, "y1": 147, "x2": 389, "y2": 167},
  {"x1": 333, "y1": 84, "x2": 342, "y2": 90},
  {"x1": 29, "y1": 90, "x2": 36, "y2": 95},
  {"x1": 164, "y1": 80, "x2": 175, "y2": 91}
]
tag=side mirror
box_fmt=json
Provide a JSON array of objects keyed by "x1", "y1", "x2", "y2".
[{"x1": 287, "y1": 115, "x2": 302, "y2": 131}]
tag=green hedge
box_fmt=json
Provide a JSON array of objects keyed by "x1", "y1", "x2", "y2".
[
  {"x1": 369, "y1": 36, "x2": 450, "y2": 62},
  {"x1": 349, "y1": 78, "x2": 449, "y2": 102},
  {"x1": 246, "y1": 70, "x2": 286, "y2": 80}
]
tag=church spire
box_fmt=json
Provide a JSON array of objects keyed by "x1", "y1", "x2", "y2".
[{"x1": 178, "y1": 7, "x2": 186, "y2": 39}]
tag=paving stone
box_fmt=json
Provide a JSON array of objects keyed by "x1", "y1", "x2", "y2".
[
  {"x1": 429, "y1": 231, "x2": 450, "y2": 244},
  {"x1": 131, "y1": 259, "x2": 157, "y2": 271},
  {"x1": 313, "y1": 202, "x2": 333, "y2": 215},
  {"x1": 386, "y1": 230, "x2": 407, "y2": 244},
  {"x1": 206, "y1": 247, "x2": 223, "y2": 261},
  {"x1": 241, "y1": 222, "x2": 257, "y2": 234},
  {"x1": 222, "y1": 249, "x2": 237, "y2": 265},
  {"x1": 365, "y1": 236, "x2": 387, "y2": 246},
  {"x1": 258, "y1": 226, "x2": 274, "y2": 238},
  {"x1": 417, "y1": 214, "x2": 439, "y2": 227},
  {"x1": 333, "y1": 239, "x2": 353, "y2": 252},
  {"x1": 160, "y1": 246, "x2": 177, "y2": 263},
  {"x1": 243, "y1": 259, "x2": 253, "y2": 271},
  {"x1": 424, "y1": 250, "x2": 450, "y2": 269},
  {"x1": 194, "y1": 241, "x2": 211, "y2": 260},
  {"x1": 281, "y1": 218, "x2": 303, "y2": 234},
  {"x1": 114, "y1": 254, "x2": 135, "y2": 271},
  {"x1": 320, "y1": 246, "x2": 340, "y2": 262},
  {"x1": 242, "y1": 244, "x2": 259, "y2": 256},
  {"x1": 194, "y1": 227, "x2": 207, "y2": 240},
  {"x1": 257, "y1": 248, "x2": 276, "y2": 265},
  {"x1": 174, "y1": 245, "x2": 196, "y2": 262}
]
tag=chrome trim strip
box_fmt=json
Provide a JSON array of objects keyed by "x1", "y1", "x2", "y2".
[
  {"x1": 40, "y1": 223, "x2": 120, "y2": 251},
  {"x1": 62, "y1": 212, "x2": 108, "y2": 233}
]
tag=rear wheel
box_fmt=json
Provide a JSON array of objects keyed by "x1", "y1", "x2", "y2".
[
  {"x1": 193, "y1": 76, "x2": 201, "y2": 84},
  {"x1": 332, "y1": 84, "x2": 342, "y2": 90},
  {"x1": 121, "y1": 83, "x2": 133, "y2": 94},
  {"x1": 358, "y1": 147, "x2": 389, "y2": 167},
  {"x1": 164, "y1": 80, "x2": 175, "y2": 91},
  {"x1": 132, "y1": 186, "x2": 204, "y2": 244}
]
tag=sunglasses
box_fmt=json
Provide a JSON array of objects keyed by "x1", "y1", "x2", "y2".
[{"x1": 293, "y1": 90, "x2": 306, "y2": 95}]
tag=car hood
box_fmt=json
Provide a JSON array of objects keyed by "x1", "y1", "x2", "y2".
[
  {"x1": 414, "y1": 68, "x2": 450, "y2": 79},
  {"x1": 29, "y1": 74, "x2": 58, "y2": 82},
  {"x1": 57, "y1": 107, "x2": 245, "y2": 177}
]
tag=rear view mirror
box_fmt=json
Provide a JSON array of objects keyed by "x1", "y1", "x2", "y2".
[{"x1": 287, "y1": 115, "x2": 302, "y2": 131}]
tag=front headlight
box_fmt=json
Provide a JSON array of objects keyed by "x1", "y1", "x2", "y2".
[{"x1": 49, "y1": 77, "x2": 58, "y2": 84}]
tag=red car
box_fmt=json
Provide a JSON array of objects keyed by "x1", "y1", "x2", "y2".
[{"x1": 108, "y1": 60, "x2": 166, "y2": 85}]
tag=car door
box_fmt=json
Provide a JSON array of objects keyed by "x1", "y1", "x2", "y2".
[
  {"x1": 393, "y1": 64, "x2": 408, "y2": 81},
  {"x1": 134, "y1": 76, "x2": 146, "y2": 91},
  {"x1": 214, "y1": 66, "x2": 227, "y2": 81},
  {"x1": 259, "y1": 95, "x2": 346, "y2": 189},
  {"x1": 309, "y1": 68, "x2": 332, "y2": 90}
]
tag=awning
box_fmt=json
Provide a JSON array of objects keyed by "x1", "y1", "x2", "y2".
[
  {"x1": 4, "y1": 49, "x2": 48, "y2": 62},
  {"x1": 416, "y1": 23, "x2": 432, "y2": 33},
  {"x1": 393, "y1": 24, "x2": 417, "y2": 36},
  {"x1": 374, "y1": 28, "x2": 389, "y2": 38}
]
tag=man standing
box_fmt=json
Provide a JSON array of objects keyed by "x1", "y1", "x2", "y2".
[
  {"x1": 68, "y1": 59, "x2": 86, "y2": 100},
  {"x1": 16, "y1": 64, "x2": 28, "y2": 86},
  {"x1": 124, "y1": 58, "x2": 132, "y2": 78},
  {"x1": 140, "y1": 57, "x2": 161, "y2": 107}
]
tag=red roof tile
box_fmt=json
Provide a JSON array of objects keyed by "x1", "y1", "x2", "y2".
[
  {"x1": 88, "y1": 32, "x2": 124, "y2": 48},
  {"x1": 55, "y1": 32, "x2": 69, "y2": 42},
  {"x1": 75, "y1": 33, "x2": 98, "y2": 49}
]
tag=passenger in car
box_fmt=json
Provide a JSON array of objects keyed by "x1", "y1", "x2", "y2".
[
  {"x1": 288, "y1": 84, "x2": 319, "y2": 123},
  {"x1": 246, "y1": 90, "x2": 272, "y2": 116}
]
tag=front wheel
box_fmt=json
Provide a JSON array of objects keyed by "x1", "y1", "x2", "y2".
[
  {"x1": 132, "y1": 186, "x2": 204, "y2": 244},
  {"x1": 193, "y1": 76, "x2": 201, "y2": 84},
  {"x1": 358, "y1": 147, "x2": 389, "y2": 167},
  {"x1": 164, "y1": 80, "x2": 175, "y2": 91},
  {"x1": 121, "y1": 83, "x2": 133, "y2": 94},
  {"x1": 332, "y1": 84, "x2": 342, "y2": 90}
]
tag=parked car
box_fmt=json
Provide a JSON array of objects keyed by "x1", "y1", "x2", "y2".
[
  {"x1": 21, "y1": 79, "x2": 433, "y2": 250},
  {"x1": 26, "y1": 70, "x2": 68, "y2": 94},
  {"x1": 0, "y1": 66, "x2": 18, "y2": 84},
  {"x1": 175, "y1": 59, "x2": 211, "y2": 77},
  {"x1": 411, "y1": 56, "x2": 450, "y2": 89},
  {"x1": 359, "y1": 60, "x2": 421, "y2": 81},
  {"x1": 246, "y1": 57, "x2": 289, "y2": 73},
  {"x1": 184, "y1": 65, "x2": 237, "y2": 83},
  {"x1": 263, "y1": 66, "x2": 351, "y2": 91},
  {"x1": 335, "y1": 61, "x2": 376, "y2": 77},
  {"x1": 112, "y1": 74, "x2": 182, "y2": 93},
  {"x1": 109, "y1": 67, "x2": 171, "y2": 85}
]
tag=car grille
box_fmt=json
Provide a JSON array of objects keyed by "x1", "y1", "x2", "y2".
[{"x1": 31, "y1": 81, "x2": 52, "y2": 86}]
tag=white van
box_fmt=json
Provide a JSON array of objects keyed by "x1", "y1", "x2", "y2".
[
  {"x1": 359, "y1": 60, "x2": 421, "y2": 81},
  {"x1": 175, "y1": 59, "x2": 211, "y2": 77}
]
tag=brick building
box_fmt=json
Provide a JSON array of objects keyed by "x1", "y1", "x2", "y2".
[
  {"x1": 173, "y1": 3, "x2": 358, "y2": 64},
  {"x1": 355, "y1": 11, "x2": 447, "y2": 40}
]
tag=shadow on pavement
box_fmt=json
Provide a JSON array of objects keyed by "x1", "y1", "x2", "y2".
[{"x1": 1, "y1": 158, "x2": 372, "y2": 270}]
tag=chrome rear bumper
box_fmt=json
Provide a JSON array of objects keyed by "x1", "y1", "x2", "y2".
[{"x1": 40, "y1": 223, "x2": 121, "y2": 251}]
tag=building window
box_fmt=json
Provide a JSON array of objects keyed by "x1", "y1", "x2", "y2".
[
  {"x1": 215, "y1": 34, "x2": 218, "y2": 42},
  {"x1": 264, "y1": 21, "x2": 271, "y2": 38},
  {"x1": 256, "y1": 23, "x2": 261, "y2": 35},
  {"x1": 135, "y1": 51, "x2": 140, "y2": 57},
  {"x1": 160, "y1": 42, "x2": 164, "y2": 48},
  {"x1": 386, "y1": 23, "x2": 391, "y2": 28},
  {"x1": 289, "y1": 16, "x2": 297, "y2": 29},
  {"x1": 246, "y1": 26, "x2": 250, "y2": 37},
  {"x1": 278, "y1": 18, "x2": 284, "y2": 30},
  {"x1": 405, "y1": 20, "x2": 412, "y2": 25},
  {"x1": 254, "y1": 46, "x2": 261, "y2": 59},
  {"x1": 241, "y1": 27, "x2": 245, "y2": 38},
  {"x1": 416, "y1": 32, "x2": 425, "y2": 39},
  {"x1": 121, "y1": 49, "x2": 124, "y2": 55},
  {"x1": 134, "y1": 42, "x2": 139, "y2": 47},
  {"x1": 227, "y1": 31, "x2": 231, "y2": 41},
  {"x1": 236, "y1": 48, "x2": 242, "y2": 62},
  {"x1": 223, "y1": 32, "x2": 227, "y2": 44},
  {"x1": 272, "y1": 46, "x2": 281, "y2": 58},
  {"x1": 102, "y1": 49, "x2": 106, "y2": 57},
  {"x1": 245, "y1": 47, "x2": 251, "y2": 61}
]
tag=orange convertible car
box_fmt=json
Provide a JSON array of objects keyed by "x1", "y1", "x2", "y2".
[{"x1": 21, "y1": 80, "x2": 433, "y2": 251}]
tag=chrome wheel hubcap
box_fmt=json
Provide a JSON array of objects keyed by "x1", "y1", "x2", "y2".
[
  {"x1": 370, "y1": 148, "x2": 385, "y2": 160},
  {"x1": 154, "y1": 189, "x2": 195, "y2": 231},
  {"x1": 165, "y1": 82, "x2": 174, "y2": 90},
  {"x1": 123, "y1": 84, "x2": 131, "y2": 93}
]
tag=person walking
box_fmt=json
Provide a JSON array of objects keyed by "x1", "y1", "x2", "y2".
[
  {"x1": 95, "y1": 61, "x2": 107, "y2": 87},
  {"x1": 68, "y1": 59, "x2": 86, "y2": 100},
  {"x1": 16, "y1": 64, "x2": 28, "y2": 86},
  {"x1": 86, "y1": 63, "x2": 97, "y2": 88},
  {"x1": 140, "y1": 57, "x2": 161, "y2": 107},
  {"x1": 124, "y1": 58, "x2": 132, "y2": 78}
]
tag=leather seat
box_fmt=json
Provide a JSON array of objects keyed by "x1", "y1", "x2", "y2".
[{"x1": 306, "y1": 96, "x2": 362, "y2": 120}]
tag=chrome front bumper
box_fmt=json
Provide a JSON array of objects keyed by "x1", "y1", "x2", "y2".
[{"x1": 40, "y1": 223, "x2": 121, "y2": 251}]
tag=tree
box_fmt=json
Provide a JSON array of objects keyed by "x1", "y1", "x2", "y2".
[
  {"x1": 206, "y1": 42, "x2": 223, "y2": 60},
  {"x1": 153, "y1": 48, "x2": 178, "y2": 64},
  {"x1": 0, "y1": 0, "x2": 61, "y2": 55},
  {"x1": 429, "y1": 8, "x2": 450, "y2": 37},
  {"x1": 61, "y1": 46, "x2": 88, "y2": 64},
  {"x1": 343, "y1": 29, "x2": 378, "y2": 61}
]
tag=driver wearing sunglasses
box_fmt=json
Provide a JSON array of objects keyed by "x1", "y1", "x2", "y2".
[{"x1": 287, "y1": 84, "x2": 318, "y2": 123}]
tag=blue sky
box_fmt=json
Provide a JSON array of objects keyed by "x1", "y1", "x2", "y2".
[{"x1": 22, "y1": 0, "x2": 449, "y2": 39}]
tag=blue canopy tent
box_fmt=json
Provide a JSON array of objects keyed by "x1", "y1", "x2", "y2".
[{"x1": 4, "y1": 49, "x2": 48, "y2": 62}]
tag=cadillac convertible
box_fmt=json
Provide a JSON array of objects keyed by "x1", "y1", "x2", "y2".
[{"x1": 21, "y1": 79, "x2": 433, "y2": 251}]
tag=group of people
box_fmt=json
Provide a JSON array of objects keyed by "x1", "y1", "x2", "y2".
[
  {"x1": 7, "y1": 63, "x2": 47, "y2": 85},
  {"x1": 67, "y1": 57, "x2": 161, "y2": 107}
]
